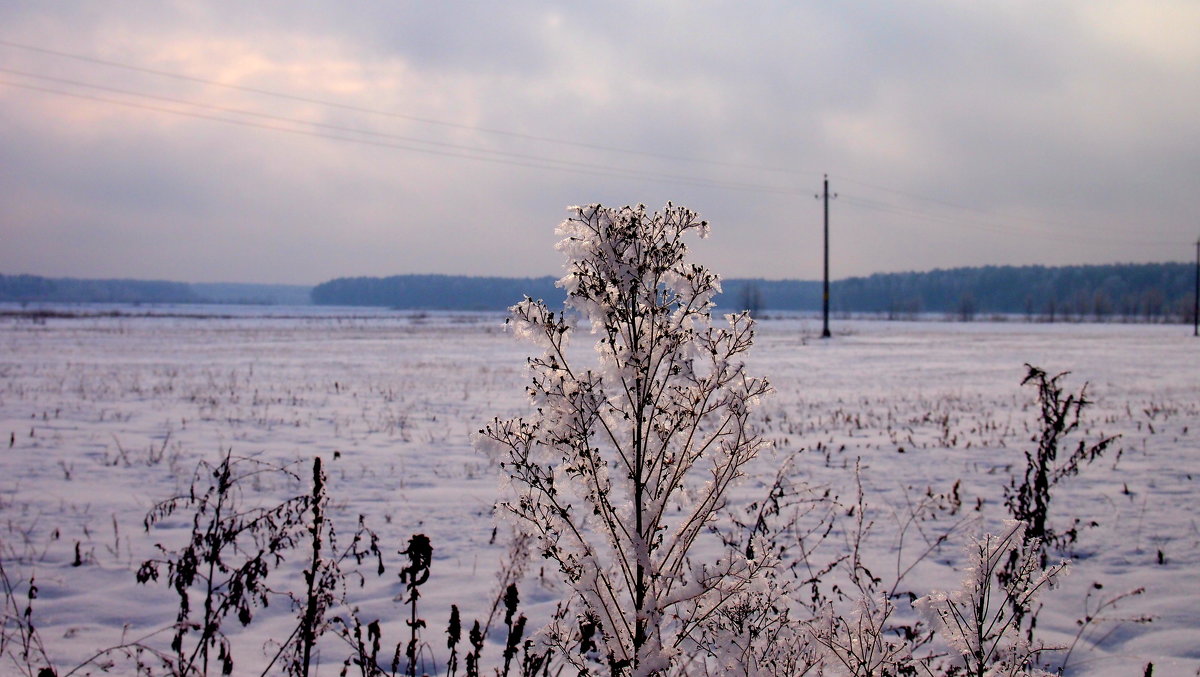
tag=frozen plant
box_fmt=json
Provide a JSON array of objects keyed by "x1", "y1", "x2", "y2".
[
  {"x1": 136, "y1": 451, "x2": 313, "y2": 675},
  {"x1": 914, "y1": 521, "x2": 1066, "y2": 677},
  {"x1": 1057, "y1": 582, "x2": 1149, "y2": 674},
  {"x1": 1002, "y1": 364, "x2": 1116, "y2": 636},
  {"x1": 397, "y1": 533, "x2": 432, "y2": 677},
  {"x1": 0, "y1": 556, "x2": 175, "y2": 677},
  {"x1": 1005, "y1": 364, "x2": 1118, "y2": 571},
  {"x1": 813, "y1": 595, "x2": 915, "y2": 676},
  {"x1": 476, "y1": 203, "x2": 773, "y2": 675},
  {"x1": 270, "y1": 457, "x2": 386, "y2": 677}
]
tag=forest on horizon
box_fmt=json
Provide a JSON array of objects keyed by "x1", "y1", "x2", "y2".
[
  {"x1": 2, "y1": 261, "x2": 1195, "y2": 323},
  {"x1": 311, "y1": 262, "x2": 1197, "y2": 322}
]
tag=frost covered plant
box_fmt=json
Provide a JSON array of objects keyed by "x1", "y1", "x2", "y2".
[
  {"x1": 814, "y1": 595, "x2": 916, "y2": 676},
  {"x1": 476, "y1": 203, "x2": 772, "y2": 675},
  {"x1": 914, "y1": 521, "x2": 1066, "y2": 677},
  {"x1": 672, "y1": 553, "x2": 823, "y2": 677}
]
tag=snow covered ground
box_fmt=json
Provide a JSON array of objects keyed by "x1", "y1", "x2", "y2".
[{"x1": 1, "y1": 306, "x2": 1197, "y2": 675}]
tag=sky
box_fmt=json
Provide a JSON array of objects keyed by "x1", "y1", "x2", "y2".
[{"x1": 1, "y1": 2, "x2": 1198, "y2": 285}]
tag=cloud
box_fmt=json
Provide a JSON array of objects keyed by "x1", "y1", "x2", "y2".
[{"x1": 1, "y1": 1, "x2": 1197, "y2": 284}]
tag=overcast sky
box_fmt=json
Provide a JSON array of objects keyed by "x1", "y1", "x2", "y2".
[{"x1": 1, "y1": 2, "x2": 1197, "y2": 285}]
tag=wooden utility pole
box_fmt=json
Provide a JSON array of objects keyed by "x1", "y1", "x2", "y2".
[
  {"x1": 819, "y1": 175, "x2": 835, "y2": 338},
  {"x1": 1194, "y1": 237, "x2": 1199, "y2": 337}
]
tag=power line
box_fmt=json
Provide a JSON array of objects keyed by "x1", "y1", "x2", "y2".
[
  {"x1": 840, "y1": 194, "x2": 1181, "y2": 247},
  {"x1": 0, "y1": 38, "x2": 822, "y2": 178},
  {"x1": 1, "y1": 38, "x2": 1188, "y2": 251},
  {"x1": 0, "y1": 77, "x2": 807, "y2": 196},
  {"x1": 835, "y1": 174, "x2": 1148, "y2": 238}
]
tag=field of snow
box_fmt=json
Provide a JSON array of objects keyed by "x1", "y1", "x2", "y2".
[{"x1": 1, "y1": 306, "x2": 1197, "y2": 675}]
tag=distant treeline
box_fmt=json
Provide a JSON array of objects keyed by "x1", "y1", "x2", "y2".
[
  {"x1": 821, "y1": 262, "x2": 1196, "y2": 322},
  {"x1": 0, "y1": 274, "x2": 311, "y2": 305},
  {"x1": 310, "y1": 275, "x2": 565, "y2": 310},
  {"x1": 5, "y1": 263, "x2": 1194, "y2": 323},
  {"x1": 313, "y1": 263, "x2": 1196, "y2": 322}
]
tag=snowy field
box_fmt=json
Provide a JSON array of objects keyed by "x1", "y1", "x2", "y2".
[{"x1": 1, "y1": 306, "x2": 1197, "y2": 675}]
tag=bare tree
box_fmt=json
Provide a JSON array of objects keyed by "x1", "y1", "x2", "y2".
[{"x1": 476, "y1": 204, "x2": 773, "y2": 675}]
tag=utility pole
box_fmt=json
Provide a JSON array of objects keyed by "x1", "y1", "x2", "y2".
[
  {"x1": 818, "y1": 175, "x2": 836, "y2": 338},
  {"x1": 1194, "y1": 237, "x2": 1199, "y2": 337}
]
